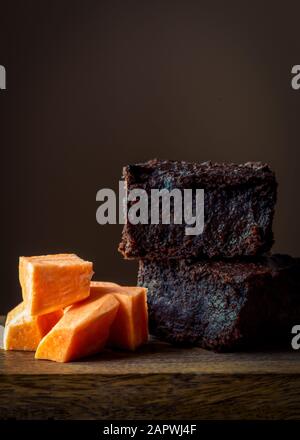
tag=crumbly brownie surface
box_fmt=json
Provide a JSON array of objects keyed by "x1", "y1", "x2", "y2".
[
  {"x1": 119, "y1": 159, "x2": 277, "y2": 259},
  {"x1": 138, "y1": 255, "x2": 300, "y2": 351}
]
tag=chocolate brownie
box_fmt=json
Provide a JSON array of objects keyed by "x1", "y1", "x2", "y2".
[
  {"x1": 119, "y1": 159, "x2": 277, "y2": 259},
  {"x1": 138, "y1": 255, "x2": 300, "y2": 351}
]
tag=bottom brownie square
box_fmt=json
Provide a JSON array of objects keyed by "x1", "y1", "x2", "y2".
[{"x1": 138, "y1": 255, "x2": 300, "y2": 351}]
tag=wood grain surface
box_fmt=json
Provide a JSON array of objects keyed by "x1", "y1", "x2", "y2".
[{"x1": 0, "y1": 317, "x2": 300, "y2": 420}]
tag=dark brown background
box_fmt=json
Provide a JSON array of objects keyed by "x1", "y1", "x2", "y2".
[{"x1": 0, "y1": 0, "x2": 299, "y2": 313}]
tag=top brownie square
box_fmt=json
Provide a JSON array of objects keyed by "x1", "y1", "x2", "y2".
[{"x1": 119, "y1": 159, "x2": 277, "y2": 259}]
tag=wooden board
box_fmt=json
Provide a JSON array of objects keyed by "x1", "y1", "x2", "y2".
[{"x1": 0, "y1": 317, "x2": 300, "y2": 420}]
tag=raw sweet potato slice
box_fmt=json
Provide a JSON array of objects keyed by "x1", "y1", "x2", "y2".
[
  {"x1": 90, "y1": 282, "x2": 148, "y2": 350},
  {"x1": 19, "y1": 254, "x2": 93, "y2": 315},
  {"x1": 35, "y1": 291, "x2": 119, "y2": 362},
  {"x1": 4, "y1": 302, "x2": 63, "y2": 351}
]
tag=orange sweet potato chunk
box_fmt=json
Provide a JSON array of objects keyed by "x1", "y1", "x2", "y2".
[
  {"x1": 4, "y1": 302, "x2": 63, "y2": 351},
  {"x1": 90, "y1": 281, "x2": 148, "y2": 350},
  {"x1": 35, "y1": 291, "x2": 119, "y2": 362},
  {"x1": 19, "y1": 254, "x2": 93, "y2": 315}
]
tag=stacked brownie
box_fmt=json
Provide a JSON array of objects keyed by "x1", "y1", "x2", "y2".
[{"x1": 119, "y1": 159, "x2": 300, "y2": 351}]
